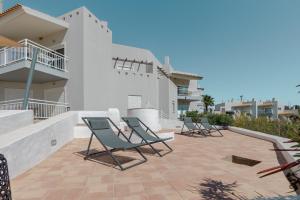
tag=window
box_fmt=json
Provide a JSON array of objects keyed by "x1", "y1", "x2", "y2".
[
  {"x1": 128, "y1": 95, "x2": 142, "y2": 109},
  {"x1": 178, "y1": 85, "x2": 189, "y2": 96},
  {"x1": 178, "y1": 103, "x2": 189, "y2": 111},
  {"x1": 116, "y1": 64, "x2": 133, "y2": 71},
  {"x1": 146, "y1": 64, "x2": 153, "y2": 73}
]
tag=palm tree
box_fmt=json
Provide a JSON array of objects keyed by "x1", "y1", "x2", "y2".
[{"x1": 202, "y1": 95, "x2": 214, "y2": 113}]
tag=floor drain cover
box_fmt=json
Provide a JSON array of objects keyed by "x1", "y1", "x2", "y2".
[{"x1": 224, "y1": 155, "x2": 261, "y2": 167}]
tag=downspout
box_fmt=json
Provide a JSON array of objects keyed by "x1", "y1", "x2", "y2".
[{"x1": 22, "y1": 47, "x2": 39, "y2": 109}]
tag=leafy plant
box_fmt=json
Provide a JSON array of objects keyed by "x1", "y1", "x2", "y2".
[
  {"x1": 233, "y1": 115, "x2": 300, "y2": 140},
  {"x1": 202, "y1": 95, "x2": 214, "y2": 113},
  {"x1": 185, "y1": 111, "x2": 233, "y2": 126},
  {"x1": 185, "y1": 111, "x2": 200, "y2": 122}
]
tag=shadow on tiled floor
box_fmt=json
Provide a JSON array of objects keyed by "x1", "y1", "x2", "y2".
[{"x1": 74, "y1": 149, "x2": 137, "y2": 168}]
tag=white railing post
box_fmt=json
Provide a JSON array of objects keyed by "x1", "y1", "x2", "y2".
[
  {"x1": 24, "y1": 39, "x2": 28, "y2": 60},
  {"x1": 0, "y1": 98, "x2": 69, "y2": 119},
  {"x1": 0, "y1": 39, "x2": 68, "y2": 72},
  {"x1": 3, "y1": 47, "x2": 6, "y2": 66}
]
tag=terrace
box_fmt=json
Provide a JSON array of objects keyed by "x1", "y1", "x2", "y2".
[{"x1": 10, "y1": 130, "x2": 295, "y2": 200}]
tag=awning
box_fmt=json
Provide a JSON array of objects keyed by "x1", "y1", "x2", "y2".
[
  {"x1": 0, "y1": 4, "x2": 69, "y2": 41},
  {"x1": 171, "y1": 70, "x2": 202, "y2": 80}
]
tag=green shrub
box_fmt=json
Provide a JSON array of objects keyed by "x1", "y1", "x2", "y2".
[
  {"x1": 204, "y1": 113, "x2": 233, "y2": 126},
  {"x1": 233, "y1": 115, "x2": 300, "y2": 140},
  {"x1": 185, "y1": 111, "x2": 200, "y2": 122},
  {"x1": 184, "y1": 111, "x2": 233, "y2": 126}
]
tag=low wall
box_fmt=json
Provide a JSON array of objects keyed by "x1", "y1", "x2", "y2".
[
  {"x1": 0, "y1": 108, "x2": 176, "y2": 178},
  {"x1": 229, "y1": 126, "x2": 296, "y2": 163},
  {"x1": 127, "y1": 108, "x2": 161, "y2": 131},
  {"x1": 0, "y1": 111, "x2": 78, "y2": 178},
  {"x1": 229, "y1": 126, "x2": 300, "y2": 193},
  {"x1": 0, "y1": 110, "x2": 33, "y2": 136},
  {"x1": 74, "y1": 110, "x2": 124, "y2": 138},
  {"x1": 160, "y1": 118, "x2": 183, "y2": 131}
]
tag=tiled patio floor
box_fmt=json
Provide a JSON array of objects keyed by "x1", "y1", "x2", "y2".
[{"x1": 11, "y1": 131, "x2": 296, "y2": 200}]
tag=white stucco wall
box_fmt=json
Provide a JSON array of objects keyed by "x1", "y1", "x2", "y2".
[
  {"x1": 111, "y1": 44, "x2": 160, "y2": 116},
  {"x1": 0, "y1": 110, "x2": 33, "y2": 135},
  {"x1": 0, "y1": 111, "x2": 78, "y2": 178},
  {"x1": 59, "y1": 7, "x2": 85, "y2": 110}
]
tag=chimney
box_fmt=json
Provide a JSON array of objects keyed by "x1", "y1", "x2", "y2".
[
  {"x1": 164, "y1": 56, "x2": 170, "y2": 65},
  {"x1": 0, "y1": 0, "x2": 3, "y2": 13}
]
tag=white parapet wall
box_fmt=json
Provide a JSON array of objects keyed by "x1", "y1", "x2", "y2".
[
  {"x1": 229, "y1": 126, "x2": 300, "y2": 193},
  {"x1": 229, "y1": 126, "x2": 296, "y2": 163},
  {"x1": 0, "y1": 108, "x2": 176, "y2": 179},
  {"x1": 127, "y1": 108, "x2": 161, "y2": 131},
  {"x1": 74, "y1": 109, "x2": 125, "y2": 138},
  {"x1": 0, "y1": 110, "x2": 33, "y2": 136},
  {"x1": 160, "y1": 118, "x2": 183, "y2": 131},
  {"x1": 0, "y1": 111, "x2": 78, "y2": 178}
]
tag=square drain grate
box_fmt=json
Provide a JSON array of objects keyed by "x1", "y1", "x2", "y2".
[{"x1": 224, "y1": 155, "x2": 261, "y2": 167}]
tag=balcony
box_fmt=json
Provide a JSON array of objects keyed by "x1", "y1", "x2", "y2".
[
  {"x1": 0, "y1": 39, "x2": 68, "y2": 83},
  {"x1": 0, "y1": 98, "x2": 69, "y2": 119},
  {"x1": 177, "y1": 86, "x2": 202, "y2": 101}
]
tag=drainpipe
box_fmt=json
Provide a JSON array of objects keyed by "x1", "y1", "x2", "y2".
[{"x1": 22, "y1": 47, "x2": 39, "y2": 109}]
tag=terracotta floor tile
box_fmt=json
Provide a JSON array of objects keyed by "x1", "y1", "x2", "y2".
[{"x1": 10, "y1": 131, "x2": 296, "y2": 199}]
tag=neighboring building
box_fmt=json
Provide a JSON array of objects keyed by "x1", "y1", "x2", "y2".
[
  {"x1": 214, "y1": 98, "x2": 279, "y2": 119},
  {"x1": 0, "y1": 4, "x2": 203, "y2": 119},
  {"x1": 278, "y1": 105, "x2": 300, "y2": 118},
  {"x1": 168, "y1": 63, "x2": 203, "y2": 117}
]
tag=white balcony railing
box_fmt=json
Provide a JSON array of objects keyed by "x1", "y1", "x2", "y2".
[
  {"x1": 0, "y1": 39, "x2": 67, "y2": 72},
  {"x1": 0, "y1": 98, "x2": 69, "y2": 119}
]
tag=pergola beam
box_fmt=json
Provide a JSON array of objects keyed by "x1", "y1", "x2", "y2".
[{"x1": 112, "y1": 57, "x2": 152, "y2": 65}]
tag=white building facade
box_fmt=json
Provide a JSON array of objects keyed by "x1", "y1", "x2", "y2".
[
  {"x1": 0, "y1": 4, "x2": 203, "y2": 119},
  {"x1": 215, "y1": 98, "x2": 279, "y2": 119}
]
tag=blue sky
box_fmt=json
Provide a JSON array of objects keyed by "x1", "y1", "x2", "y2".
[{"x1": 4, "y1": 0, "x2": 300, "y2": 105}]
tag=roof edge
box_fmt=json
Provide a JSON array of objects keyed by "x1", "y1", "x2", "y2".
[{"x1": 0, "y1": 4, "x2": 22, "y2": 18}]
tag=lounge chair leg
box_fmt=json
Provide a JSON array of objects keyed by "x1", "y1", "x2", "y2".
[
  {"x1": 129, "y1": 130, "x2": 134, "y2": 140},
  {"x1": 148, "y1": 143, "x2": 163, "y2": 157},
  {"x1": 199, "y1": 130, "x2": 207, "y2": 136},
  {"x1": 181, "y1": 125, "x2": 185, "y2": 134},
  {"x1": 107, "y1": 151, "x2": 124, "y2": 170},
  {"x1": 216, "y1": 128, "x2": 223, "y2": 137},
  {"x1": 118, "y1": 147, "x2": 147, "y2": 171},
  {"x1": 162, "y1": 141, "x2": 173, "y2": 151},
  {"x1": 135, "y1": 147, "x2": 148, "y2": 161},
  {"x1": 84, "y1": 133, "x2": 94, "y2": 160},
  {"x1": 191, "y1": 130, "x2": 195, "y2": 136}
]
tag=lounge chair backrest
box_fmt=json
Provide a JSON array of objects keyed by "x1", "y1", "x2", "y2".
[
  {"x1": 89, "y1": 118, "x2": 111, "y2": 130},
  {"x1": 184, "y1": 117, "x2": 193, "y2": 123},
  {"x1": 184, "y1": 117, "x2": 197, "y2": 129},
  {"x1": 201, "y1": 118, "x2": 209, "y2": 124},
  {"x1": 201, "y1": 118, "x2": 213, "y2": 129},
  {"x1": 84, "y1": 117, "x2": 126, "y2": 148},
  {"x1": 122, "y1": 117, "x2": 159, "y2": 141},
  {"x1": 123, "y1": 117, "x2": 145, "y2": 134},
  {"x1": 123, "y1": 117, "x2": 140, "y2": 127}
]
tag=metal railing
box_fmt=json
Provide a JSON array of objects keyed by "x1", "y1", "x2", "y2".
[
  {"x1": 0, "y1": 39, "x2": 67, "y2": 71},
  {"x1": 0, "y1": 98, "x2": 69, "y2": 119},
  {"x1": 177, "y1": 86, "x2": 201, "y2": 97},
  {"x1": 178, "y1": 90, "x2": 201, "y2": 97}
]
